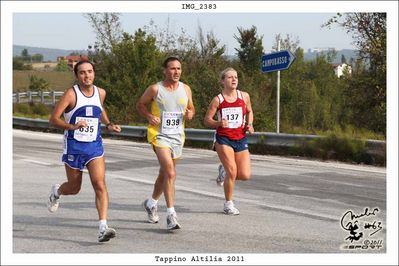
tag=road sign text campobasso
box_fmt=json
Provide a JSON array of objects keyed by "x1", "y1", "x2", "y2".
[{"x1": 262, "y1": 55, "x2": 288, "y2": 67}]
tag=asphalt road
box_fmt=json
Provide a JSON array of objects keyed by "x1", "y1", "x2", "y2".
[{"x1": 11, "y1": 129, "x2": 387, "y2": 261}]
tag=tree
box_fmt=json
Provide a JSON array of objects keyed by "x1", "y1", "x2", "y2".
[
  {"x1": 197, "y1": 25, "x2": 226, "y2": 64},
  {"x1": 20, "y1": 49, "x2": 31, "y2": 62},
  {"x1": 29, "y1": 75, "x2": 50, "y2": 92},
  {"x1": 31, "y1": 54, "x2": 43, "y2": 62},
  {"x1": 323, "y1": 13, "x2": 386, "y2": 135},
  {"x1": 90, "y1": 29, "x2": 163, "y2": 124},
  {"x1": 21, "y1": 49, "x2": 29, "y2": 57},
  {"x1": 80, "y1": 12, "x2": 382, "y2": 138},
  {"x1": 143, "y1": 18, "x2": 197, "y2": 59},
  {"x1": 85, "y1": 13, "x2": 123, "y2": 50},
  {"x1": 272, "y1": 34, "x2": 300, "y2": 52},
  {"x1": 55, "y1": 60, "x2": 69, "y2": 72},
  {"x1": 324, "y1": 13, "x2": 386, "y2": 72},
  {"x1": 234, "y1": 26, "x2": 264, "y2": 72}
]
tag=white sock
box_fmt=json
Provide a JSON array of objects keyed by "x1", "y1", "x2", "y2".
[
  {"x1": 54, "y1": 185, "x2": 60, "y2": 198},
  {"x1": 147, "y1": 198, "x2": 158, "y2": 208},
  {"x1": 99, "y1": 220, "x2": 107, "y2": 232},
  {"x1": 166, "y1": 207, "x2": 175, "y2": 215},
  {"x1": 224, "y1": 201, "x2": 234, "y2": 207}
]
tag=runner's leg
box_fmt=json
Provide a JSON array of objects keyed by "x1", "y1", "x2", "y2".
[
  {"x1": 215, "y1": 143, "x2": 237, "y2": 201},
  {"x1": 154, "y1": 147, "x2": 176, "y2": 208},
  {"x1": 86, "y1": 156, "x2": 108, "y2": 220},
  {"x1": 59, "y1": 164, "x2": 83, "y2": 196},
  {"x1": 235, "y1": 150, "x2": 251, "y2": 181}
]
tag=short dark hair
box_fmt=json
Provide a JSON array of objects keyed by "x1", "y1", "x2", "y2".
[
  {"x1": 73, "y1": 60, "x2": 95, "y2": 75},
  {"x1": 163, "y1": 56, "x2": 181, "y2": 68}
]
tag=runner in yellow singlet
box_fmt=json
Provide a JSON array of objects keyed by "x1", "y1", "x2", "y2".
[{"x1": 136, "y1": 56, "x2": 195, "y2": 230}]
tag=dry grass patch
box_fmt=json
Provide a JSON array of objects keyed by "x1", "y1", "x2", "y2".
[{"x1": 13, "y1": 70, "x2": 75, "y2": 92}]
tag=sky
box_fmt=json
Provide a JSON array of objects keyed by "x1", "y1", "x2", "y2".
[{"x1": 13, "y1": 12, "x2": 356, "y2": 54}]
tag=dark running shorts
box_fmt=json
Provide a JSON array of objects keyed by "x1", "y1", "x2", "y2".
[{"x1": 215, "y1": 134, "x2": 248, "y2": 152}]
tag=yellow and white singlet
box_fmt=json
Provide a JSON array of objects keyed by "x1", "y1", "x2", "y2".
[{"x1": 147, "y1": 81, "x2": 188, "y2": 159}]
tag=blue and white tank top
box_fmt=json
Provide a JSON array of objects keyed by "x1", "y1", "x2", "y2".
[{"x1": 63, "y1": 85, "x2": 103, "y2": 155}]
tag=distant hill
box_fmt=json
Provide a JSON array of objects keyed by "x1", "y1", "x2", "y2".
[
  {"x1": 13, "y1": 45, "x2": 358, "y2": 65},
  {"x1": 227, "y1": 49, "x2": 358, "y2": 64},
  {"x1": 13, "y1": 45, "x2": 87, "y2": 62},
  {"x1": 303, "y1": 49, "x2": 359, "y2": 64}
]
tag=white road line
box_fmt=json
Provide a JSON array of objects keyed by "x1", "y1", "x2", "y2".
[
  {"x1": 12, "y1": 152, "x2": 349, "y2": 221},
  {"x1": 251, "y1": 154, "x2": 386, "y2": 174},
  {"x1": 112, "y1": 174, "x2": 338, "y2": 221},
  {"x1": 13, "y1": 129, "x2": 386, "y2": 174},
  {"x1": 20, "y1": 159, "x2": 53, "y2": 166}
]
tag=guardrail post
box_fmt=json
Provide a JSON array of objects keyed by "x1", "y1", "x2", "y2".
[
  {"x1": 16, "y1": 92, "x2": 20, "y2": 103},
  {"x1": 40, "y1": 91, "x2": 45, "y2": 104},
  {"x1": 28, "y1": 91, "x2": 32, "y2": 103},
  {"x1": 51, "y1": 91, "x2": 56, "y2": 105}
]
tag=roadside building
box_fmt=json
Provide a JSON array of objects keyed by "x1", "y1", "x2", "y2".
[
  {"x1": 57, "y1": 55, "x2": 89, "y2": 70},
  {"x1": 332, "y1": 63, "x2": 352, "y2": 78}
]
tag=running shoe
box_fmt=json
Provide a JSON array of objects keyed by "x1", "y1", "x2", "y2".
[
  {"x1": 142, "y1": 199, "x2": 160, "y2": 223},
  {"x1": 47, "y1": 184, "x2": 60, "y2": 212},
  {"x1": 223, "y1": 204, "x2": 240, "y2": 215},
  {"x1": 166, "y1": 213, "x2": 181, "y2": 230},
  {"x1": 216, "y1": 164, "x2": 226, "y2": 186},
  {"x1": 98, "y1": 226, "x2": 116, "y2": 242}
]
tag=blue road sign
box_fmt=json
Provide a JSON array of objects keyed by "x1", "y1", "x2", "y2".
[{"x1": 261, "y1": 50, "x2": 296, "y2": 73}]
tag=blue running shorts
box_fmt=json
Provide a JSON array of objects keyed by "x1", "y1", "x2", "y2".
[
  {"x1": 215, "y1": 134, "x2": 248, "y2": 152},
  {"x1": 62, "y1": 149, "x2": 104, "y2": 171}
]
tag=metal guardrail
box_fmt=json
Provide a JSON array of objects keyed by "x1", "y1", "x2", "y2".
[
  {"x1": 13, "y1": 91, "x2": 64, "y2": 105},
  {"x1": 13, "y1": 117, "x2": 385, "y2": 156},
  {"x1": 185, "y1": 127, "x2": 320, "y2": 146},
  {"x1": 11, "y1": 91, "x2": 387, "y2": 156}
]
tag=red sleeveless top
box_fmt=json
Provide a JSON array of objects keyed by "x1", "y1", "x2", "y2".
[{"x1": 216, "y1": 90, "x2": 246, "y2": 140}]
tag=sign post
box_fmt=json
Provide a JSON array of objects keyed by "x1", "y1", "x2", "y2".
[
  {"x1": 277, "y1": 40, "x2": 281, "y2": 134},
  {"x1": 261, "y1": 44, "x2": 296, "y2": 133}
]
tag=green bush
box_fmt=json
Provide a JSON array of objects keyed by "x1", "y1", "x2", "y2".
[
  {"x1": 55, "y1": 60, "x2": 69, "y2": 72},
  {"x1": 13, "y1": 103, "x2": 32, "y2": 114},
  {"x1": 303, "y1": 133, "x2": 371, "y2": 164},
  {"x1": 31, "y1": 103, "x2": 50, "y2": 116},
  {"x1": 13, "y1": 59, "x2": 33, "y2": 70},
  {"x1": 28, "y1": 75, "x2": 50, "y2": 91},
  {"x1": 13, "y1": 103, "x2": 51, "y2": 117}
]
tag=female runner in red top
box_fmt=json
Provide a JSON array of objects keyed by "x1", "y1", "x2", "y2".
[{"x1": 204, "y1": 67, "x2": 254, "y2": 215}]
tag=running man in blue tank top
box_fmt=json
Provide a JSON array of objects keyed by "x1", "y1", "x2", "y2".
[{"x1": 47, "y1": 61, "x2": 121, "y2": 242}]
